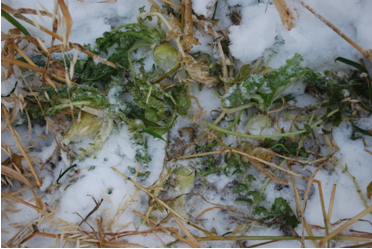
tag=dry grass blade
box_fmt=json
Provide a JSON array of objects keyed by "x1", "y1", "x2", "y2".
[
  {"x1": 1, "y1": 191, "x2": 46, "y2": 215},
  {"x1": 1, "y1": 104, "x2": 42, "y2": 187},
  {"x1": 1, "y1": 55, "x2": 65, "y2": 85},
  {"x1": 171, "y1": 213, "x2": 201, "y2": 248},
  {"x1": 245, "y1": 155, "x2": 288, "y2": 184},
  {"x1": 133, "y1": 210, "x2": 197, "y2": 247},
  {"x1": 57, "y1": 0, "x2": 73, "y2": 45},
  {"x1": 112, "y1": 167, "x2": 215, "y2": 236},
  {"x1": 160, "y1": 0, "x2": 181, "y2": 9},
  {"x1": 273, "y1": 0, "x2": 296, "y2": 30},
  {"x1": 301, "y1": 161, "x2": 328, "y2": 245},
  {"x1": 318, "y1": 205, "x2": 372, "y2": 247},
  {"x1": 327, "y1": 184, "x2": 337, "y2": 231},
  {"x1": 14, "y1": 44, "x2": 58, "y2": 89},
  {"x1": 303, "y1": 218, "x2": 320, "y2": 248},
  {"x1": 2, "y1": 3, "x2": 118, "y2": 69},
  {"x1": 1, "y1": 166, "x2": 45, "y2": 211}
]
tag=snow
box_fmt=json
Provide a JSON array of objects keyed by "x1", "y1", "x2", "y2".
[{"x1": 2, "y1": 0, "x2": 372, "y2": 248}]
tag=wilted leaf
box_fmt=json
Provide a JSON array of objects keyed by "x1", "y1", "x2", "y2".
[
  {"x1": 273, "y1": 0, "x2": 297, "y2": 31},
  {"x1": 232, "y1": 64, "x2": 250, "y2": 84},
  {"x1": 367, "y1": 181, "x2": 372, "y2": 199}
]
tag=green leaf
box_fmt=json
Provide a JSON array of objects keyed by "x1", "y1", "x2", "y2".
[
  {"x1": 1, "y1": 10, "x2": 30, "y2": 36},
  {"x1": 140, "y1": 129, "x2": 166, "y2": 141},
  {"x1": 249, "y1": 191, "x2": 265, "y2": 202},
  {"x1": 232, "y1": 183, "x2": 249, "y2": 194},
  {"x1": 253, "y1": 197, "x2": 300, "y2": 228},
  {"x1": 56, "y1": 164, "x2": 77, "y2": 185},
  {"x1": 247, "y1": 174, "x2": 256, "y2": 182},
  {"x1": 223, "y1": 53, "x2": 305, "y2": 112},
  {"x1": 335, "y1": 57, "x2": 369, "y2": 75},
  {"x1": 232, "y1": 64, "x2": 250, "y2": 84},
  {"x1": 235, "y1": 198, "x2": 253, "y2": 203},
  {"x1": 351, "y1": 122, "x2": 372, "y2": 140}
]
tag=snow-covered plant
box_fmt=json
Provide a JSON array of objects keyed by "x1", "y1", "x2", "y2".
[{"x1": 223, "y1": 53, "x2": 306, "y2": 112}]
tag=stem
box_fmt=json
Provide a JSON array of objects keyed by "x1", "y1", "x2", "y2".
[
  {"x1": 204, "y1": 108, "x2": 339, "y2": 139},
  {"x1": 153, "y1": 63, "x2": 181, "y2": 84},
  {"x1": 127, "y1": 42, "x2": 151, "y2": 76},
  {"x1": 195, "y1": 235, "x2": 371, "y2": 242},
  {"x1": 221, "y1": 102, "x2": 258, "y2": 113}
]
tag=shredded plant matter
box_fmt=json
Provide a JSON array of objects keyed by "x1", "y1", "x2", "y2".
[{"x1": 1, "y1": 0, "x2": 372, "y2": 248}]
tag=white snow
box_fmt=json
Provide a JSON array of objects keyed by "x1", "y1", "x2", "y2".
[{"x1": 1, "y1": 0, "x2": 372, "y2": 247}]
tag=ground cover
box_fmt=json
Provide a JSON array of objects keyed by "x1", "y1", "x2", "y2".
[{"x1": 1, "y1": 0, "x2": 372, "y2": 247}]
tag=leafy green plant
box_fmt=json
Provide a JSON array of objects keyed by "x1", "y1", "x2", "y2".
[
  {"x1": 254, "y1": 197, "x2": 300, "y2": 229},
  {"x1": 263, "y1": 137, "x2": 309, "y2": 158},
  {"x1": 223, "y1": 53, "x2": 306, "y2": 112}
]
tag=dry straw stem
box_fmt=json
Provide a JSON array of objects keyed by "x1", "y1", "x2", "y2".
[
  {"x1": 171, "y1": 213, "x2": 202, "y2": 248},
  {"x1": 1, "y1": 3, "x2": 118, "y2": 69},
  {"x1": 112, "y1": 167, "x2": 216, "y2": 237},
  {"x1": 1, "y1": 55, "x2": 66, "y2": 85},
  {"x1": 57, "y1": 0, "x2": 73, "y2": 44},
  {"x1": 1, "y1": 166, "x2": 45, "y2": 211},
  {"x1": 14, "y1": 44, "x2": 58, "y2": 89},
  {"x1": 1, "y1": 104, "x2": 42, "y2": 187},
  {"x1": 327, "y1": 184, "x2": 337, "y2": 232},
  {"x1": 301, "y1": 161, "x2": 329, "y2": 244},
  {"x1": 297, "y1": 0, "x2": 372, "y2": 61},
  {"x1": 160, "y1": 0, "x2": 182, "y2": 9},
  {"x1": 1, "y1": 191, "x2": 46, "y2": 215},
  {"x1": 318, "y1": 205, "x2": 372, "y2": 247},
  {"x1": 134, "y1": 210, "x2": 196, "y2": 247},
  {"x1": 194, "y1": 235, "x2": 371, "y2": 242},
  {"x1": 174, "y1": 148, "x2": 310, "y2": 181}
]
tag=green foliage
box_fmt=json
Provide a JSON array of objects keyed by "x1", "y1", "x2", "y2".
[
  {"x1": 131, "y1": 71, "x2": 190, "y2": 135},
  {"x1": 223, "y1": 153, "x2": 250, "y2": 177},
  {"x1": 223, "y1": 53, "x2": 306, "y2": 112},
  {"x1": 254, "y1": 197, "x2": 300, "y2": 228},
  {"x1": 263, "y1": 137, "x2": 309, "y2": 158},
  {"x1": 351, "y1": 122, "x2": 372, "y2": 140},
  {"x1": 2, "y1": 9, "x2": 30, "y2": 36},
  {"x1": 56, "y1": 164, "x2": 77, "y2": 184},
  {"x1": 72, "y1": 23, "x2": 165, "y2": 83},
  {"x1": 128, "y1": 166, "x2": 151, "y2": 181}
]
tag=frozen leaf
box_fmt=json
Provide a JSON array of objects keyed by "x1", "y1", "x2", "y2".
[
  {"x1": 174, "y1": 166, "x2": 195, "y2": 192},
  {"x1": 245, "y1": 113, "x2": 272, "y2": 131},
  {"x1": 232, "y1": 64, "x2": 251, "y2": 84},
  {"x1": 64, "y1": 112, "x2": 102, "y2": 144}
]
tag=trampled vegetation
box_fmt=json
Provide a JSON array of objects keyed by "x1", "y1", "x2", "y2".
[{"x1": 1, "y1": 0, "x2": 372, "y2": 247}]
